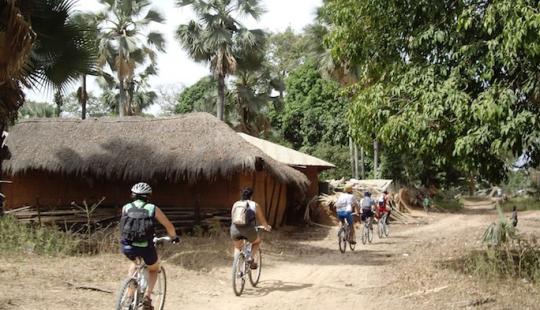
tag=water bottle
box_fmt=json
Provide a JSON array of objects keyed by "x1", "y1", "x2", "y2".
[
  {"x1": 139, "y1": 268, "x2": 149, "y2": 292},
  {"x1": 245, "y1": 244, "x2": 252, "y2": 260}
]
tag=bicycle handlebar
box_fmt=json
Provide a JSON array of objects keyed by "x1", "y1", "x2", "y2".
[
  {"x1": 255, "y1": 225, "x2": 271, "y2": 232},
  {"x1": 153, "y1": 236, "x2": 171, "y2": 243}
]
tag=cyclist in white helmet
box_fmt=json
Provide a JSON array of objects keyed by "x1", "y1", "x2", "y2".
[{"x1": 120, "y1": 182, "x2": 179, "y2": 310}]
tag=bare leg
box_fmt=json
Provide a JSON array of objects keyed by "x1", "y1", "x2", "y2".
[
  {"x1": 144, "y1": 261, "x2": 160, "y2": 299},
  {"x1": 233, "y1": 240, "x2": 244, "y2": 257},
  {"x1": 251, "y1": 237, "x2": 262, "y2": 261}
]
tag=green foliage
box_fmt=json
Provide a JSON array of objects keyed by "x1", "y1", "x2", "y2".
[
  {"x1": 500, "y1": 198, "x2": 540, "y2": 212},
  {"x1": 323, "y1": 0, "x2": 540, "y2": 186},
  {"x1": 62, "y1": 92, "x2": 112, "y2": 117},
  {"x1": 176, "y1": 76, "x2": 217, "y2": 114},
  {"x1": 281, "y1": 61, "x2": 349, "y2": 149},
  {"x1": 0, "y1": 215, "x2": 79, "y2": 256},
  {"x1": 17, "y1": 101, "x2": 56, "y2": 119},
  {"x1": 302, "y1": 143, "x2": 350, "y2": 180},
  {"x1": 482, "y1": 207, "x2": 517, "y2": 247}
]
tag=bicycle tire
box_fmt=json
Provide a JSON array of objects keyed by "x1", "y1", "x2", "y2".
[
  {"x1": 348, "y1": 230, "x2": 356, "y2": 251},
  {"x1": 384, "y1": 221, "x2": 389, "y2": 237},
  {"x1": 378, "y1": 221, "x2": 383, "y2": 238},
  {"x1": 152, "y1": 266, "x2": 167, "y2": 310},
  {"x1": 338, "y1": 228, "x2": 347, "y2": 253},
  {"x1": 232, "y1": 253, "x2": 246, "y2": 296},
  {"x1": 368, "y1": 223, "x2": 373, "y2": 243},
  {"x1": 361, "y1": 225, "x2": 367, "y2": 245},
  {"x1": 249, "y1": 249, "x2": 262, "y2": 287},
  {"x1": 115, "y1": 278, "x2": 138, "y2": 310}
]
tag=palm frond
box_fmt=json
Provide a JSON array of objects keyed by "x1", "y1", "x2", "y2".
[
  {"x1": 235, "y1": 0, "x2": 265, "y2": 20},
  {"x1": 147, "y1": 31, "x2": 166, "y2": 52},
  {"x1": 143, "y1": 9, "x2": 165, "y2": 24}
]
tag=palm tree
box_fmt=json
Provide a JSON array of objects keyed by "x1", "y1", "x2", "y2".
[
  {"x1": 0, "y1": 0, "x2": 96, "y2": 127},
  {"x1": 176, "y1": 0, "x2": 265, "y2": 121},
  {"x1": 95, "y1": 0, "x2": 165, "y2": 117}
]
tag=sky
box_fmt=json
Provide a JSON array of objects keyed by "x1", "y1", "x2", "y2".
[{"x1": 25, "y1": 0, "x2": 323, "y2": 104}]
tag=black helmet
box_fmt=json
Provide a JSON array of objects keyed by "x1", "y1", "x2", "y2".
[
  {"x1": 364, "y1": 191, "x2": 371, "y2": 197},
  {"x1": 241, "y1": 187, "x2": 253, "y2": 200}
]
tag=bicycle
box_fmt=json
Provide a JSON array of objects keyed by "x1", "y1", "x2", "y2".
[
  {"x1": 361, "y1": 216, "x2": 374, "y2": 245},
  {"x1": 377, "y1": 212, "x2": 390, "y2": 238},
  {"x1": 337, "y1": 213, "x2": 358, "y2": 253},
  {"x1": 115, "y1": 236, "x2": 173, "y2": 310},
  {"x1": 232, "y1": 226, "x2": 267, "y2": 296}
]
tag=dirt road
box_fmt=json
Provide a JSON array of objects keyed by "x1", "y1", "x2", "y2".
[{"x1": 2, "y1": 203, "x2": 539, "y2": 309}]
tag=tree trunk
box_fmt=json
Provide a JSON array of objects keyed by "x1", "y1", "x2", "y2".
[
  {"x1": 118, "y1": 79, "x2": 126, "y2": 117},
  {"x1": 349, "y1": 136, "x2": 354, "y2": 178},
  {"x1": 373, "y1": 139, "x2": 379, "y2": 178},
  {"x1": 360, "y1": 147, "x2": 365, "y2": 179},
  {"x1": 54, "y1": 91, "x2": 63, "y2": 117},
  {"x1": 81, "y1": 75, "x2": 87, "y2": 120},
  {"x1": 217, "y1": 74, "x2": 226, "y2": 121},
  {"x1": 354, "y1": 143, "x2": 359, "y2": 179}
]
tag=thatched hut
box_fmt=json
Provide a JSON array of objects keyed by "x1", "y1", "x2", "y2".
[
  {"x1": 238, "y1": 133, "x2": 334, "y2": 199},
  {"x1": 0, "y1": 113, "x2": 308, "y2": 228}
]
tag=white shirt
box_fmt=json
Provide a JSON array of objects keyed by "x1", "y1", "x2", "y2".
[
  {"x1": 360, "y1": 197, "x2": 374, "y2": 210},
  {"x1": 335, "y1": 193, "x2": 356, "y2": 212}
]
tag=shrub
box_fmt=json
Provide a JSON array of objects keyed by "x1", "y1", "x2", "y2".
[{"x1": 0, "y1": 215, "x2": 80, "y2": 256}]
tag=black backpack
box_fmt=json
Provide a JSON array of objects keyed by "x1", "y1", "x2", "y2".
[{"x1": 120, "y1": 203, "x2": 156, "y2": 243}]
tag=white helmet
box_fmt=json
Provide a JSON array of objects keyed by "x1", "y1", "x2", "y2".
[{"x1": 131, "y1": 182, "x2": 152, "y2": 195}]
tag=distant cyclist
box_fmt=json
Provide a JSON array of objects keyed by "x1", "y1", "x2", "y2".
[
  {"x1": 382, "y1": 190, "x2": 392, "y2": 224},
  {"x1": 230, "y1": 187, "x2": 271, "y2": 269},
  {"x1": 360, "y1": 191, "x2": 375, "y2": 229},
  {"x1": 335, "y1": 184, "x2": 358, "y2": 244},
  {"x1": 375, "y1": 196, "x2": 389, "y2": 223},
  {"x1": 119, "y1": 183, "x2": 179, "y2": 310}
]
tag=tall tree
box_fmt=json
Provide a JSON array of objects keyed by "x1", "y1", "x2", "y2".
[
  {"x1": 0, "y1": 0, "x2": 96, "y2": 127},
  {"x1": 175, "y1": 0, "x2": 265, "y2": 121},
  {"x1": 95, "y1": 0, "x2": 165, "y2": 116},
  {"x1": 323, "y1": 0, "x2": 540, "y2": 186}
]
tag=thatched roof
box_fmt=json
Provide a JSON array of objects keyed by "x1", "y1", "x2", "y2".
[
  {"x1": 2, "y1": 113, "x2": 308, "y2": 188},
  {"x1": 238, "y1": 133, "x2": 335, "y2": 170}
]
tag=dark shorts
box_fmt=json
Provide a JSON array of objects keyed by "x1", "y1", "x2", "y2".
[
  {"x1": 230, "y1": 224, "x2": 258, "y2": 242},
  {"x1": 361, "y1": 209, "x2": 374, "y2": 222},
  {"x1": 121, "y1": 242, "x2": 158, "y2": 266}
]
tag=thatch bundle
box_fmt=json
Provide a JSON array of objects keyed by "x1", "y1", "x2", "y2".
[{"x1": 2, "y1": 113, "x2": 308, "y2": 187}]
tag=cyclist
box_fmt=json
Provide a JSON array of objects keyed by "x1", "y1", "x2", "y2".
[
  {"x1": 382, "y1": 190, "x2": 392, "y2": 224},
  {"x1": 120, "y1": 182, "x2": 179, "y2": 310},
  {"x1": 335, "y1": 183, "x2": 358, "y2": 244},
  {"x1": 230, "y1": 187, "x2": 271, "y2": 269},
  {"x1": 375, "y1": 196, "x2": 389, "y2": 223},
  {"x1": 360, "y1": 191, "x2": 375, "y2": 230}
]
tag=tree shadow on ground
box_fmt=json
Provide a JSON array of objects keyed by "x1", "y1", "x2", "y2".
[{"x1": 240, "y1": 280, "x2": 314, "y2": 297}]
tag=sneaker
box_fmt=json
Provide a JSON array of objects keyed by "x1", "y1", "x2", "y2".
[
  {"x1": 250, "y1": 262, "x2": 258, "y2": 270},
  {"x1": 142, "y1": 296, "x2": 154, "y2": 310},
  {"x1": 350, "y1": 240, "x2": 357, "y2": 245}
]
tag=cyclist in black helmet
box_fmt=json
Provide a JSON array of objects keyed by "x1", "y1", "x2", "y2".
[
  {"x1": 120, "y1": 182, "x2": 179, "y2": 310},
  {"x1": 360, "y1": 191, "x2": 375, "y2": 230}
]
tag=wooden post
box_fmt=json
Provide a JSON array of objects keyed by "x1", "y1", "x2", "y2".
[
  {"x1": 272, "y1": 184, "x2": 283, "y2": 227},
  {"x1": 36, "y1": 197, "x2": 42, "y2": 226}
]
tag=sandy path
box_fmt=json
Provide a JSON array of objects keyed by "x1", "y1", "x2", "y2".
[{"x1": 3, "y1": 201, "x2": 539, "y2": 310}]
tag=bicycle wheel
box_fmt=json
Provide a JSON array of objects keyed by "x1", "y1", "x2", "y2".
[
  {"x1": 348, "y1": 228, "x2": 356, "y2": 251},
  {"x1": 115, "y1": 278, "x2": 138, "y2": 310},
  {"x1": 249, "y1": 249, "x2": 262, "y2": 287},
  {"x1": 368, "y1": 222, "x2": 374, "y2": 243},
  {"x1": 151, "y1": 266, "x2": 167, "y2": 310},
  {"x1": 361, "y1": 225, "x2": 367, "y2": 245},
  {"x1": 378, "y1": 221, "x2": 383, "y2": 238},
  {"x1": 232, "y1": 253, "x2": 246, "y2": 296},
  {"x1": 338, "y1": 228, "x2": 347, "y2": 253},
  {"x1": 384, "y1": 221, "x2": 390, "y2": 237}
]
